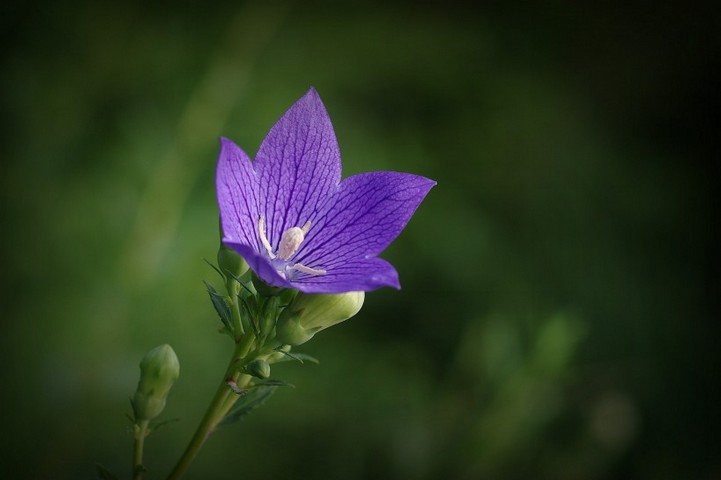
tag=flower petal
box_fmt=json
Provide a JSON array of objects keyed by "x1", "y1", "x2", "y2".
[
  {"x1": 295, "y1": 172, "x2": 436, "y2": 270},
  {"x1": 254, "y1": 88, "x2": 342, "y2": 249},
  {"x1": 291, "y1": 257, "x2": 400, "y2": 293},
  {"x1": 217, "y1": 137, "x2": 260, "y2": 251}
]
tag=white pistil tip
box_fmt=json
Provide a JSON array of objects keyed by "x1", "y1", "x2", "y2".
[
  {"x1": 277, "y1": 226, "x2": 305, "y2": 260},
  {"x1": 257, "y1": 217, "x2": 325, "y2": 278}
]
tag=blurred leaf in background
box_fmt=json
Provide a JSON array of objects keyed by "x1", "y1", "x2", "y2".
[{"x1": 0, "y1": 1, "x2": 718, "y2": 479}]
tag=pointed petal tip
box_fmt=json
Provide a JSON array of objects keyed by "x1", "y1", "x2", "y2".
[
  {"x1": 218, "y1": 136, "x2": 233, "y2": 146},
  {"x1": 293, "y1": 86, "x2": 329, "y2": 113},
  {"x1": 218, "y1": 136, "x2": 244, "y2": 156},
  {"x1": 304, "y1": 86, "x2": 322, "y2": 100}
]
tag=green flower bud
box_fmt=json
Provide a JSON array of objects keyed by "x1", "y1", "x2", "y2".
[
  {"x1": 217, "y1": 242, "x2": 249, "y2": 280},
  {"x1": 275, "y1": 291, "x2": 365, "y2": 346},
  {"x1": 132, "y1": 344, "x2": 180, "y2": 422},
  {"x1": 245, "y1": 359, "x2": 271, "y2": 379}
]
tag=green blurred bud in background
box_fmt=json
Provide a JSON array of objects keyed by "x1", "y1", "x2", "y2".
[
  {"x1": 275, "y1": 291, "x2": 365, "y2": 346},
  {"x1": 131, "y1": 344, "x2": 180, "y2": 422}
]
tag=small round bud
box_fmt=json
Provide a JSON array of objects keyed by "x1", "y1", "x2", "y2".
[
  {"x1": 246, "y1": 359, "x2": 271, "y2": 379},
  {"x1": 132, "y1": 344, "x2": 180, "y2": 422},
  {"x1": 275, "y1": 291, "x2": 364, "y2": 346}
]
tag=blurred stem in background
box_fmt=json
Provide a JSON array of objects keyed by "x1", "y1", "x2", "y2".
[
  {"x1": 132, "y1": 420, "x2": 149, "y2": 480},
  {"x1": 118, "y1": 3, "x2": 288, "y2": 290}
]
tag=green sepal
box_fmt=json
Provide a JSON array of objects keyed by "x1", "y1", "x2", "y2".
[
  {"x1": 258, "y1": 296, "x2": 280, "y2": 339},
  {"x1": 204, "y1": 281, "x2": 233, "y2": 333},
  {"x1": 272, "y1": 350, "x2": 320, "y2": 365},
  {"x1": 251, "y1": 271, "x2": 285, "y2": 297},
  {"x1": 220, "y1": 386, "x2": 277, "y2": 427},
  {"x1": 95, "y1": 463, "x2": 119, "y2": 480},
  {"x1": 203, "y1": 258, "x2": 224, "y2": 280}
]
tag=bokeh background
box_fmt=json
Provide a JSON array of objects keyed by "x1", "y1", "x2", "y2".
[{"x1": 1, "y1": 2, "x2": 718, "y2": 479}]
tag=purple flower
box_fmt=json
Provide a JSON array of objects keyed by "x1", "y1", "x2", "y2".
[{"x1": 216, "y1": 88, "x2": 435, "y2": 294}]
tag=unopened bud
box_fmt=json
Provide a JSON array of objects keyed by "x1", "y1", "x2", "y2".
[
  {"x1": 218, "y1": 242, "x2": 249, "y2": 280},
  {"x1": 275, "y1": 291, "x2": 364, "y2": 346},
  {"x1": 132, "y1": 344, "x2": 180, "y2": 421},
  {"x1": 246, "y1": 359, "x2": 271, "y2": 379}
]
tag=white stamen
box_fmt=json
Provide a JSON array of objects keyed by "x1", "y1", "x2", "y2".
[
  {"x1": 292, "y1": 263, "x2": 327, "y2": 276},
  {"x1": 258, "y1": 216, "x2": 276, "y2": 259}
]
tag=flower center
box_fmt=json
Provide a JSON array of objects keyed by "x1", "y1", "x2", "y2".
[{"x1": 258, "y1": 217, "x2": 326, "y2": 279}]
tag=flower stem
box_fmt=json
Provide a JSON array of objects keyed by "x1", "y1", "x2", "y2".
[
  {"x1": 165, "y1": 381, "x2": 231, "y2": 480},
  {"x1": 133, "y1": 420, "x2": 150, "y2": 480}
]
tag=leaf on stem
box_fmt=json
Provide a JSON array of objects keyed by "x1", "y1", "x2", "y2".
[{"x1": 220, "y1": 386, "x2": 277, "y2": 426}]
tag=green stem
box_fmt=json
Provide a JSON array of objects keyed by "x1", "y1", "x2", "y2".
[
  {"x1": 133, "y1": 420, "x2": 150, "y2": 480},
  {"x1": 165, "y1": 376, "x2": 232, "y2": 479},
  {"x1": 165, "y1": 344, "x2": 253, "y2": 480}
]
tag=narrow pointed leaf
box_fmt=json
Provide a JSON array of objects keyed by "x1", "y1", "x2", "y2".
[{"x1": 204, "y1": 281, "x2": 233, "y2": 332}]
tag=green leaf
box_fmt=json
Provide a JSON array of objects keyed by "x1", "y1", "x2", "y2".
[
  {"x1": 220, "y1": 386, "x2": 277, "y2": 426},
  {"x1": 95, "y1": 463, "x2": 119, "y2": 480},
  {"x1": 204, "y1": 281, "x2": 232, "y2": 332},
  {"x1": 150, "y1": 417, "x2": 180, "y2": 433}
]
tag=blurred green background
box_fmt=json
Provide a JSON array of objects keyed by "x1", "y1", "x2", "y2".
[{"x1": 1, "y1": 2, "x2": 718, "y2": 479}]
